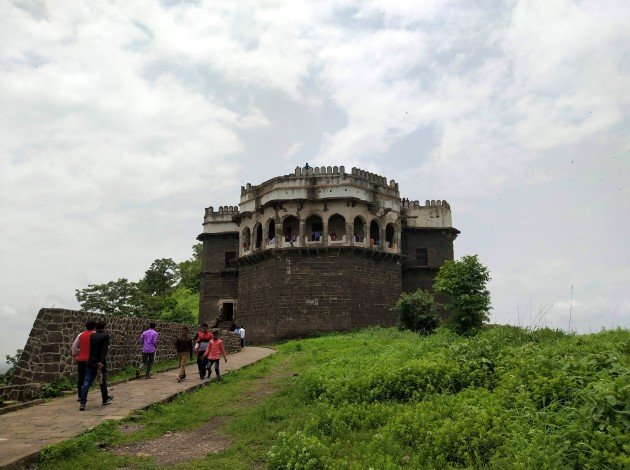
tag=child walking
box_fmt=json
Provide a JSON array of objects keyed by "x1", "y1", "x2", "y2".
[
  {"x1": 174, "y1": 326, "x2": 193, "y2": 382},
  {"x1": 203, "y1": 330, "x2": 228, "y2": 381}
]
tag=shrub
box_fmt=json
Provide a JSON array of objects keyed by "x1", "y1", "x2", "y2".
[
  {"x1": 40, "y1": 378, "x2": 74, "y2": 398},
  {"x1": 267, "y1": 431, "x2": 331, "y2": 470},
  {"x1": 1, "y1": 349, "x2": 23, "y2": 385},
  {"x1": 434, "y1": 254, "x2": 491, "y2": 334},
  {"x1": 394, "y1": 289, "x2": 441, "y2": 334}
]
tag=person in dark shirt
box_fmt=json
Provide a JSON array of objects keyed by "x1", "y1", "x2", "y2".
[
  {"x1": 193, "y1": 324, "x2": 213, "y2": 379},
  {"x1": 174, "y1": 327, "x2": 193, "y2": 382},
  {"x1": 79, "y1": 320, "x2": 113, "y2": 410}
]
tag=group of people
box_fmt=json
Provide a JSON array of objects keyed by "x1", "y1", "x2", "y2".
[{"x1": 71, "y1": 320, "x2": 242, "y2": 411}]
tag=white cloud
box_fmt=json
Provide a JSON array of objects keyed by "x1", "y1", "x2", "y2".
[{"x1": 0, "y1": 0, "x2": 628, "y2": 357}]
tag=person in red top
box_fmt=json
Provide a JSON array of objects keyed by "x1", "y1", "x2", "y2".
[
  {"x1": 203, "y1": 330, "x2": 228, "y2": 381},
  {"x1": 71, "y1": 320, "x2": 96, "y2": 401},
  {"x1": 193, "y1": 324, "x2": 213, "y2": 379}
]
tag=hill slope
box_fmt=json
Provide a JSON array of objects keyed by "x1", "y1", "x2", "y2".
[{"x1": 39, "y1": 326, "x2": 629, "y2": 469}]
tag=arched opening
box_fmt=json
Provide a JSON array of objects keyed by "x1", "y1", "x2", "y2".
[
  {"x1": 282, "y1": 215, "x2": 299, "y2": 245},
  {"x1": 305, "y1": 215, "x2": 323, "y2": 241},
  {"x1": 327, "y1": 214, "x2": 346, "y2": 241},
  {"x1": 266, "y1": 219, "x2": 276, "y2": 245},
  {"x1": 241, "y1": 226, "x2": 251, "y2": 251},
  {"x1": 369, "y1": 220, "x2": 381, "y2": 247},
  {"x1": 353, "y1": 216, "x2": 366, "y2": 243},
  {"x1": 255, "y1": 223, "x2": 263, "y2": 249},
  {"x1": 386, "y1": 223, "x2": 395, "y2": 248}
]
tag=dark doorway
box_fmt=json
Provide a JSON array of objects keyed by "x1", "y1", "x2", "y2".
[
  {"x1": 255, "y1": 224, "x2": 263, "y2": 248},
  {"x1": 386, "y1": 223, "x2": 395, "y2": 247},
  {"x1": 370, "y1": 220, "x2": 380, "y2": 245},
  {"x1": 223, "y1": 302, "x2": 234, "y2": 321}
]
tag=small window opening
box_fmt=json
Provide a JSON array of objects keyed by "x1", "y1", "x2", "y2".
[
  {"x1": 224, "y1": 251, "x2": 236, "y2": 268},
  {"x1": 416, "y1": 248, "x2": 428, "y2": 266}
]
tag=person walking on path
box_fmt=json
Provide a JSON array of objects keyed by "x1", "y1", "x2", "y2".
[
  {"x1": 193, "y1": 324, "x2": 213, "y2": 379},
  {"x1": 203, "y1": 330, "x2": 228, "y2": 381},
  {"x1": 174, "y1": 326, "x2": 193, "y2": 382},
  {"x1": 239, "y1": 326, "x2": 246, "y2": 348},
  {"x1": 71, "y1": 320, "x2": 96, "y2": 401},
  {"x1": 139, "y1": 322, "x2": 159, "y2": 378},
  {"x1": 79, "y1": 320, "x2": 113, "y2": 411}
]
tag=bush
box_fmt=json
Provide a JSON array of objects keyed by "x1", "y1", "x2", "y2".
[
  {"x1": 267, "y1": 431, "x2": 331, "y2": 470},
  {"x1": 1, "y1": 349, "x2": 23, "y2": 385},
  {"x1": 40, "y1": 378, "x2": 74, "y2": 398},
  {"x1": 395, "y1": 289, "x2": 441, "y2": 334},
  {"x1": 434, "y1": 254, "x2": 491, "y2": 334}
]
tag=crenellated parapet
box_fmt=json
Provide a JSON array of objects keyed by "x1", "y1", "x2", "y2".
[
  {"x1": 401, "y1": 198, "x2": 453, "y2": 228},
  {"x1": 239, "y1": 164, "x2": 400, "y2": 214},
  {"x1": 203, "y1": 205, "x2": 240, "y2": 234},
  {"x1": 293, "y1": 165, "x2": 346, "y2": 177}
]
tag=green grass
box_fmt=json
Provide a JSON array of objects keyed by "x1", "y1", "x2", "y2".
[{"x1": 38, "y1": 326, "x2": 630, "y2": 469}]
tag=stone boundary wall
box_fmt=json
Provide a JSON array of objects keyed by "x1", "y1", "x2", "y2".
[
  {"x1": 2, "y1": 308, "x2": 240, "y2": 401},
  {"x1": 0, "y1": 384, "x2": 43, "y2": 403}
]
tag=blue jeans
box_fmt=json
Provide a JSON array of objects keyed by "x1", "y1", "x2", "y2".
[{"x1": 80, "y1": 364, "x2": 108, "y2": 405}]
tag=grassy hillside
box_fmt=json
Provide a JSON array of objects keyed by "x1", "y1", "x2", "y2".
[{"x1": 39, "y1": 326, "x2": 629, "y2": 469}]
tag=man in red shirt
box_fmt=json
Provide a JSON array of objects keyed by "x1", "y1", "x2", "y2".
[
  {"x1": 203, "y1": 330, "x2": 228, "y2": 381},
  {"x1": 71, "y1": 320, "x2": 96, "y2": 401},
  {"x1": 193, "y1": 324, "x2": 213, "y2": 379}
]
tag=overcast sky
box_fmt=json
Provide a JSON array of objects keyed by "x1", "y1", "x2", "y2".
[{"x1": 1, "y1": 0, "x2": 628, "y2": 364}]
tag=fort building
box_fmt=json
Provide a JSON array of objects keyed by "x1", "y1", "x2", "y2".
[{"x1": 197, "y1": 165, "x2": 459, "y2": 343}]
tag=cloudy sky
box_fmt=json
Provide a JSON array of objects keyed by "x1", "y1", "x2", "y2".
[{"x1": 1, "y1": 0, "x2": 628, "y2": 363}]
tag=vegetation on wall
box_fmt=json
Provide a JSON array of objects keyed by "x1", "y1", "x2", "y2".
[{"x1": 74, "y1": 244, "x2": 202, "y2": 323}]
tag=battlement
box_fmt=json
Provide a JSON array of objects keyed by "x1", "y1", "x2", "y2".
[
  {"x1": 204, "y1": 205, "x2": 240, "y2": 218},
  {"x1": 401, "y1": 198, "x2": 450, "y2": 210},
  {"x1": 350, "y1": 167, "x2": 398, "y2": 190},
  {"x1": 293, "y1": 165, "x2": 346, "y2": 177},
  {"x1": 401, "y1": 198, "x2": 453, "y2": 229},
  {"x1": 202, "y1": 205, "x2": 240, "y2": 234},
  {"x1": 239, "y1": 165, "x2": 400, "y2": 211}
]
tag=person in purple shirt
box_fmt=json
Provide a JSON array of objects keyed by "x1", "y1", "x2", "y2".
[{"x1": 139, "y1": 322, "x2": 159, "y2": 379}]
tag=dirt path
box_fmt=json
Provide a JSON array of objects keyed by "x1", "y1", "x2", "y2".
[{"x1": 109, "y1": 357, "x2": 295, "y2": 468}]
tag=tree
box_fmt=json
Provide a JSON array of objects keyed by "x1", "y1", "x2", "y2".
[
  {"x1": 162, "y1": 303, "x2": 196, "y2": 324},
  {"x1": 434, "y1": 254, "x2": 491, "y2": 334},
  {"x1": 133, "y1": 291, "x2": 175, "y2": 319},
  {"x1": 179, "y1": 244, "x2": 202, "y2": 293},
  {"x1": 394, "y1": 289, "x2": 441, "y2": 334},
  {"x1": 75, "y1": 278, "x2": 140, "y2": 316},
  {"x1": 1, "y1": 349, "x2": 23, "y2": 385},
  {"x1": 140, "y1": 258, "x2": 180, "y2": 297}
]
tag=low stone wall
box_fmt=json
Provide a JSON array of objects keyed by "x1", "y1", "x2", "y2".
[
  {"x1": 6, "y1": 308, "x2": 240, "y2": 401},
  {"x1": 0, "y1": 384, "x2": 43, "y2": 403}
]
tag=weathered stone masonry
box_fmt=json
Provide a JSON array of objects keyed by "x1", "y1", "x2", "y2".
[
  {"x1": 198, "y1": 165, "x2": 460, "y2": 343},
  {"x1": 1, "y1": 308, "x2": 240, "y2": 402},
  {"x1": 237, "y1": 248, "x2": 402, "y2": 343}
]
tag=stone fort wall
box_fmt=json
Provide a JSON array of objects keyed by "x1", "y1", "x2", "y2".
[
  {"x1": 237, "y1": 248, "x2": 402, "y2": 343},
  {"x1": 2, "y1": 308, "x2": 240, "y2": 402}
]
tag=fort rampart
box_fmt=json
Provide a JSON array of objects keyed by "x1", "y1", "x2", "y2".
[{"x1": 1, "y1": 308, "x2": 240, "y2": 402}]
